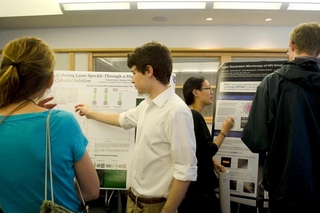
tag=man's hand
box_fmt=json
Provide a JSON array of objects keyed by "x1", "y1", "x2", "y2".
[
  {"x1": 38, "y1": 97, "x2": 57, "y2": 109},
  {"x1": 75, "y1": 104, "x2": 92, "y2": 118}
]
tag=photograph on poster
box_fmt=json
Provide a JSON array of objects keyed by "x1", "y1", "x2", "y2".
[
  {"x1": 97, "y1": 169, "x2": 127, "y2": 189},
  {"x1": 238, "y1": 158, "x2": 248, "y2": 169},
  {"x1": 243, "y1": 181, "x2": 255, "y2": 193}
]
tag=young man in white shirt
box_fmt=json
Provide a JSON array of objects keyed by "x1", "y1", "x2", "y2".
[{"x1": 75, "y1": 41, "x2": 197, "y2": 213}]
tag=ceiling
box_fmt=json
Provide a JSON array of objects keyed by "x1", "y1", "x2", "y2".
[{"x1": 1, "y1": 2, "x2": 320, "y2": 29}]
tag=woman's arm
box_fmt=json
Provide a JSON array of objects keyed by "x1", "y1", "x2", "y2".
[
  {"x1": 74, "y1": 152, "x2": 100, "y2": 201},
  {"x1": 213, "y1": 116, "x2": 234, "y2": 148}
]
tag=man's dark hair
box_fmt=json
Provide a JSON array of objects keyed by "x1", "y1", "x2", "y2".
[{"x1": 127, "y1": 41, "x2": 172, "y2": 85}]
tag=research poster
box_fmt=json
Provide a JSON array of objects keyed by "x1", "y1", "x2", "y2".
[
  {"x1": 48, "y1": 70, "x2": 176, "y2": 190},
  {"x1": 212, "y1": 61, "x2": 287, "y2": 207}
]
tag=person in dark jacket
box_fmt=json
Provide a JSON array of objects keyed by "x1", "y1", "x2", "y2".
[
  {"x1": 179, "y1": 76, "x2": 234, "y2": 213},
  {"x1": 241, "y1": 22, "x2": 320, "y2": 213}
]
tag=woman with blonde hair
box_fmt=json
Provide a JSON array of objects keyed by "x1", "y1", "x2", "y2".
[{"x1": 0, "y1": 37, "x2": 100, "y2": 212}]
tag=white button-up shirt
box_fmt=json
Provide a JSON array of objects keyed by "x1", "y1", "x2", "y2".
[{"x1": 119, "y1": 87, "x2": 197, "y2": 198}]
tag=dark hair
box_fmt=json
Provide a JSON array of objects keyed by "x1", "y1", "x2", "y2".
[
  {"x1": 127, "y1": 41, "x2": 172, "y2": 85},
  {"x1": 183, "y1": 76, "x2": 205, "y2": 105}
]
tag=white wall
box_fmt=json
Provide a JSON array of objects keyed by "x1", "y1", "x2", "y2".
[{"x1": 0, "y1": 25, "x2": 293, "y2": 49}]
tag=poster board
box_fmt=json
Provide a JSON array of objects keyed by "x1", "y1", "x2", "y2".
[
  {"x1": 212, "y1": 60, "x2": 287, "y2": 207},
  {"x1": 48, "y1": 70, "x2": 176, "y2": 190}
]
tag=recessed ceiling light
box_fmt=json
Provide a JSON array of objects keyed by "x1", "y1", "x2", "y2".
[
  {"x1": 206, "y1": 17, "x2": 214, "y2": 21},
  {"x1": 265, "y1": 18, "x2": 272, "y2": 21}
]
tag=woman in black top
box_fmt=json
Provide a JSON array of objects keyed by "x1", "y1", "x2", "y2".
[{"x1": 179, "y1": 76, "x2": 234, "y2": 213}]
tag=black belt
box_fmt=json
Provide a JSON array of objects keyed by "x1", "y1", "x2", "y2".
[{"x1": 128, "y1": 190, "x2": 166, "y2": 209}]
